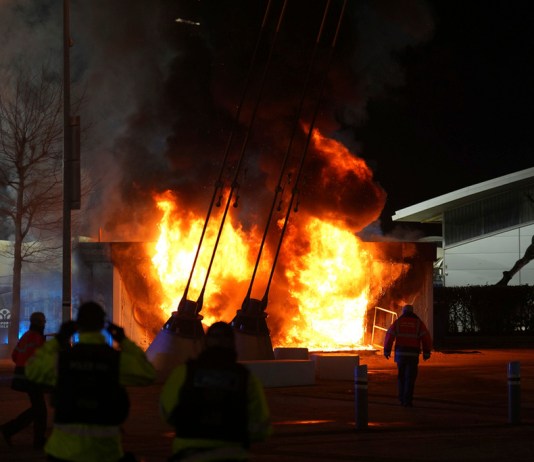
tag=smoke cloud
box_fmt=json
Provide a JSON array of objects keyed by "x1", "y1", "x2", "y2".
[{"x1": 0, "y1": 0, "x2": 434, "y2": 240}]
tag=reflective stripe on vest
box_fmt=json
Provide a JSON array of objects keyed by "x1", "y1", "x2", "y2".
[{"x1": 395, "y1": 319, "x2": 421, "y2": 339}]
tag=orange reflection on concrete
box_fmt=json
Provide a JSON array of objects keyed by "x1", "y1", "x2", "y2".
[{"x1": 275, "y1": 420, "x2": 336, "y2": 426}]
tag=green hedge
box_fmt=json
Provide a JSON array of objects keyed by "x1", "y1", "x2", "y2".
[{"x1": 434, "y1": 285, "x2": 534, "y2": 336}]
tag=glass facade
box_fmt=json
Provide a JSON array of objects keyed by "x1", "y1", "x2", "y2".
[{"x1": 444, "y1": 183, "x2": 534, "y2": 246}]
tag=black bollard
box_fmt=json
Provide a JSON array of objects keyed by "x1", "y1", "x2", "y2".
[
  {"x1": 508, "y1": 361, "x2": 521, "y2": 424},
  {"x1": 354, "y1": 364, "x2": 368, "y2": 430}
]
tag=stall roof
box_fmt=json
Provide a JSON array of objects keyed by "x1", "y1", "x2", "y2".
[{"x1": 392, "y1": 167, "x2": 534, "y2": 224}]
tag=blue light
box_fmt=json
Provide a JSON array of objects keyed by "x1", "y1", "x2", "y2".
[
  {"x1": 18, "y1": 321, "x2": 30, "y2": 339},
  {"x1": 71, "y1": 329, "x2": 113, "y2": 346}
]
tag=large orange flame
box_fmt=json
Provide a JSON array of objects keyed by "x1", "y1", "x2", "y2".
[
  {"x1": 151, "y1": 191, "x2": 269, "y2": 327},
  {"x1": 150, "y1": 129, "x2": 410, "y2": 351},
  {"x1": 280, "y1": 217, "x2": 373, "y2": 349}
]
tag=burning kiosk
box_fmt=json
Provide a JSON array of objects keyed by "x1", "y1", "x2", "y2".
[
  {"x1": 75, "y1": 0, "x2": 436, "y2": 376},
  {"x1": 146, "y1": 0, "x2": 354, "y2": 370},
  {"x1": 76, "y1": 238, "x2": 436, "y2": 376}
]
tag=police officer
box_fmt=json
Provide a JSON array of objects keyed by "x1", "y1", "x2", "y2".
[
  {"x1": 26, "y1": 301, "x2": 155, "y2": 461},
  {"x1": 383, "y1": 304, "x2": 432, "y2": 407},
  {"x1": 160, "y1": 321, "x2": 272, "y2": 461}
]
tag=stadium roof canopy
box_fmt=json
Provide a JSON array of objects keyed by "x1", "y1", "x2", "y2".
[{"x1": 392, "y1": 167, "x2": 534, "y2": 224}]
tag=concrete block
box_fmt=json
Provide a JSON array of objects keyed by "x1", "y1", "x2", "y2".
[
  {"x1": 241, "y1": 359, "x2": 316, "y2": 388},
  {"x1": 310, "y1": 353, "x2": 360, "y2": 380},
  {"x1": 273, "y1": 347, "x2": 309, "y2": 360}
]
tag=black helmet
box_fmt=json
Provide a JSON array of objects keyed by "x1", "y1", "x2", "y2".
[
  {"x1": 205, "y1": 321, "x2": 235, "y2": 350},
  {"x1": 76, "y1": 301, "x2": 106, "y2": 332}
]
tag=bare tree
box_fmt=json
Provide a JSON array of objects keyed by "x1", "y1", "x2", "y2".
[{"x1": 0, "y1": 67, "x2": 63, "y2": 346}]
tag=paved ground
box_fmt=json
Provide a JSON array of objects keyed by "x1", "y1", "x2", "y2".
[{"x1": 1, "y1": 349, "x2": 533, "y2": 461}]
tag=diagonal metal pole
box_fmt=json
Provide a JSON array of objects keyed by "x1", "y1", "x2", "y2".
[
  {"x1": 242, "y1": 0, "x2": 334, "y2": 312},
  {"x1": 178, "y1": 0, "x2": 276, "y2": 314},
  {"x1": 195, "y1": 0, "x2": 290, "y2": 314},
  {"x1": 261, "y1": 0, "x2": 348, "y2": 307}
]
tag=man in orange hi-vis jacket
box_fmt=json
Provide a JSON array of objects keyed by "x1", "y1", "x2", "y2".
[{"x1": 383, "y1": 305, "x2": 432, "y2": 407}]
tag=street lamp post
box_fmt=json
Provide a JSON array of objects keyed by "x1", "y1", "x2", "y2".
[{"x1": 62, "y1": 0, "x2": 72, "y2": 322}]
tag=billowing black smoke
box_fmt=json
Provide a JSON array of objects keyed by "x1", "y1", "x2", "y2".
[{"x1": 0, "y1": 0, "x2": 434, "y2": 240}]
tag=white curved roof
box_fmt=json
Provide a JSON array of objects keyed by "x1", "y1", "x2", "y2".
[{"x1": 392, "y1": 167, "x2": 534, "y2": 223}]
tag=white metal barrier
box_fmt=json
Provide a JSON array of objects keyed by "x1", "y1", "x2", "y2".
[{"x1": 371, "y1": 306, "x2": 397, "y2": 349}]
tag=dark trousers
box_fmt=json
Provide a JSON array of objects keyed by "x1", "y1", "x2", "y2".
[
  {"x1": 397, "y1": 357, "x2": 419, "y2": 406},
  {"x1": 3, "y1": 387, "x2": 47, "y2": 446}
]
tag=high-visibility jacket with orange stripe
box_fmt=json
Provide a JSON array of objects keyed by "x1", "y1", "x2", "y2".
[{"x1": 383, "y1": 313, "x2": 432, "y2": 361}]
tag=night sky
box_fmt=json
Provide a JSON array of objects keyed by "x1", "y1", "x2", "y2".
[
  {"x1": 1, "y1": 0, "x2": 532, "y2": 240},
  {"x1": 360, "y1": 0, "x2": 534, "y2": 234}
]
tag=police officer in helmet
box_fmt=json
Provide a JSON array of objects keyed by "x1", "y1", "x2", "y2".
[
  {"x1": 160, "y1": 321, "x2": 272, "y2": 461},
  {"x1": 26, "y1": 301, "x2": 155, "y2": 461}
]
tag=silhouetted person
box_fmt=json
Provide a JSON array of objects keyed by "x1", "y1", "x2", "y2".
[
  {"x1": 160, "y1": 321, "x2": 272, "y2": 461},
  {"x1": 26, "y1": 301, "x2": 156, "y2": 462},
  {"x1": 383, "y1": 304, "x2": 432, "y2": 407},
  {"x1": 1, "y1": 312, "x2": 48, "y2": 448},
  {"x1": 497, "y1": 235, "x2": 534, "y2": 285}
]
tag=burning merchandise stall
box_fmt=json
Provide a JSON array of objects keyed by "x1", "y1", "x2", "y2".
[
  {"x1": 73, "y1": 1, "x2": 437, "y2": 372},
  {"x1": 76, "y1": 237, "x2": 435, "y2": 355},
  {"x1": 75, "y1": 130, "x2": 436, "y2": 365}
]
